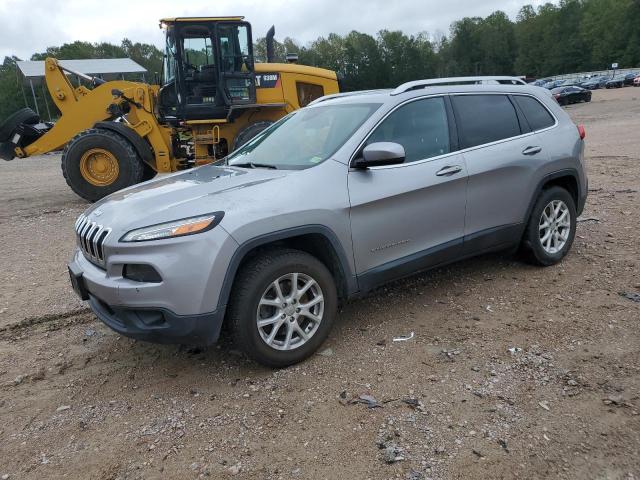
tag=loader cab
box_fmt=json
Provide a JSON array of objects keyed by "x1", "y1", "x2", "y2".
[{"x1": 158, "y1": 17, "x2": 256, "y2": 122}]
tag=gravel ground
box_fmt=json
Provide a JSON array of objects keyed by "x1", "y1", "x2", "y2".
[{"x1": 0, "y1": 87, "x2": 639, "y2": 480}]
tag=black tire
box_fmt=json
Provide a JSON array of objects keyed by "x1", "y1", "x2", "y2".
[
  {"x1": 61, "y1": 128, "x2": 145, "y2": 202},
  {"x1": 0, "y1": 108, "x2": 39, "y2": 142},
  {"x1": 141, "y1": 163, "x2": 157, "y2": 182},
  {"x1": 521, "y1": 186, "x2": 577, "y2": 266},
  {"x1": 227, "y1": 248, "x2": 338, "y2": 368},
  {"x1": 232, "y1": 121, "x2": 274, "y2": 150},
  {"x1": 0, "y1": 142, "x2": 16, "y2": 161}
]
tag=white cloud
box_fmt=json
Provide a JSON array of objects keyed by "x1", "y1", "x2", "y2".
[{"x1": 0, "y1": 0, "x2": 554, "y2": 60}]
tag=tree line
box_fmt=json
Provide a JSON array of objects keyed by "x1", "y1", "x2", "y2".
[{"x1": 1, "y1": 0, "x2": 639, "y2": 122}]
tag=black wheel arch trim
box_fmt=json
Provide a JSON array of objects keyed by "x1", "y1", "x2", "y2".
[
  {"x1": 94, "y1": 121, "x2": 155, "y2": 169},
  {"x1": 524, "y1": 168, "x2": 586, "y2": 225},
  {"x1": 216, "y1": 225, "x2": 358, "y2": 311}
]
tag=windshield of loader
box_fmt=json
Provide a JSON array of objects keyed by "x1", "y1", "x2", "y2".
[{"x1": 227, "y1": 103, "x2": 381, "y2": 169}]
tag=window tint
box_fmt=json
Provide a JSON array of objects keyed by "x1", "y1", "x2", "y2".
[
  {"x1": 365, "y1": 97, "x2": 450, "y2": 163},
  {"x1": 452, "y1": 95, "x2": 521, "y2": 148},
  {"x1": 296, "y1": 82, "x2": 324, "y2": 107},
  {"x1": 513, "y1": 95, "x2": 555, "y2": 131}
]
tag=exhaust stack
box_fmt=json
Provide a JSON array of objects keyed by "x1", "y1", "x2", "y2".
[{"x1": 266, "y1": 25, "x2": 275, "y2": 62}]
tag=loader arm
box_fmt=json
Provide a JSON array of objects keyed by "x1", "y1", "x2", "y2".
[{"x1": 17, "y1": 58, "x2": 173, "y2": 172}]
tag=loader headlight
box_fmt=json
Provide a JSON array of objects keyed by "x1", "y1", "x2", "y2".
[{"x1": 120, "y1": 212, "x2": 224, "y2": 242}]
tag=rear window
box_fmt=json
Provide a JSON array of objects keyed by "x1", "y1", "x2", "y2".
[
  {"x1": 513, "y1": 95, "x2": 555, "y2": 131},
  {"x1": 296, "y1": 82, "x2": 324, "y2": 107},
  {"x1": 451, "y1": 95, "x2": 521, "y2": 148}
]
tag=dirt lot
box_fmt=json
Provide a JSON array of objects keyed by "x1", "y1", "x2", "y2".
[{"x1": 1, "y1": 87, "x2": 639, "y2": 480}]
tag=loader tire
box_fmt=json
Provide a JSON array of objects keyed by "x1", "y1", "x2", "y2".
[
  {"x1": 233, "y1": 121, "x2": 274, "y2": 150},
  {"x1": 141, "y1": 163, "x2": 157, "y2": 182},
  {"x1": 61, "y1": 128, "x2": 145, "y2": 202},
  {"x1": 0, "y1": 108, "x2": 39, "y2": 142}
]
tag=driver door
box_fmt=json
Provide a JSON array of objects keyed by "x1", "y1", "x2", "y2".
[
  {"x1": 348, "y1": 96, "x2": 468, "y2": 290},
  {"x1": 216, "y1": 22, "x2": 256, "y2": 105}
]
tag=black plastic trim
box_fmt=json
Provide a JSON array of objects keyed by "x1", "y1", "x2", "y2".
[
  {"x1": 94, "y1": 121, "x2": 155, "y2": 169},
  {"x1": 462, "y1": 223, "x2": 524, "y2": 256},
  {"x1": 216, "y1": 225, "x2": 358, "y2": 310},
  {"x1": 357, "y1": 223, "x2": 526, "y2": 294},
  {"x1": 524, "y1": 168, "x2": 585, "y2": 221},
  {"x1": 89, "y1": 295, "x2": 223, "y2": 346},
  {"x1": 357, "y1": 237, "x2": 463, "y2": 292}
]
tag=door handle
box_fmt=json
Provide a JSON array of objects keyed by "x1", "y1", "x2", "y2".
[
  {"x1": 522, "y1": 146, "x2": 542, "y2": 155},
  {"x1": 436, "y1": 165, "x2": 463, "y2": 176}
]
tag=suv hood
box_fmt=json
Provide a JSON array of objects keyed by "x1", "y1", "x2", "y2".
[{"x1": 83, "y1": 164, "x2": 287, "y2": 234}]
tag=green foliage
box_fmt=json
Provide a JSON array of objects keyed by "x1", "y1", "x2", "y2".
[{"x1": 1, "y1": 0, "x2": 639, "y2": 123}]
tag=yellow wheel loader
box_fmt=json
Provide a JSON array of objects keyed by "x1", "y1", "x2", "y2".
[{"x1": 0, "y1": 17, "x2": 339, "y2": 201}]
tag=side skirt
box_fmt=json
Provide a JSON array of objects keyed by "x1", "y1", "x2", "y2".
[{"x1": 355, "y1": 223, "x2": 524, "y2": 295}]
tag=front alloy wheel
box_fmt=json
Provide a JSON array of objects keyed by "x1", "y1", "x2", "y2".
[
  {"x1": 257, "y1": 273, "x2": 324, "y2": 351},
  {"x1": 228, "y1": 248, "x2": 337, "y2": 367}
]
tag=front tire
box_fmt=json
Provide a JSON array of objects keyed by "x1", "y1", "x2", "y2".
[
  {"x1": 61, "y1": 128, "x2": 145, "y2": 202},
  {"x1": 521, "y1": 186, "x2": 577, "y2": 266},
  {"x1": 0, "y1": 108, "x2": 39, "y2": 142},
  {"x1": 227, "y1": 248, "x2": 338, "y2": 367}
]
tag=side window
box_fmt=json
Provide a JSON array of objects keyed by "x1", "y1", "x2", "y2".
[
  {"x1": 513, "y1": 95, "x2": 555, "y2": 131},
  {"x1": 297, "y1": 83, "x2": 324, "y2": 107},
  {"x1": 365, "y1": 97, "x2": 450, "y2": 163},
  {"x1": 451, "y1": 94, "x2": 521, "y2": 148}
]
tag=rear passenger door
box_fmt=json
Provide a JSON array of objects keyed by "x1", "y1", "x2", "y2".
[{"x1": 451, "y1": 94, "x2": 548, "y2": 253}]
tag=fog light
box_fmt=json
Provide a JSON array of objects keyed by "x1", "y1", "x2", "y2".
[{"x1": 123, "y1": 264, "x2": 162, "y2": 283}]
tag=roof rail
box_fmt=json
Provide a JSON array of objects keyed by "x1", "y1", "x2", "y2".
[
  {"x1": 308, "y1": 89, "x2": 390, "y2": 106},
  {"x1": 391, "y1": 76, "x2": 527, "y2": 95}
]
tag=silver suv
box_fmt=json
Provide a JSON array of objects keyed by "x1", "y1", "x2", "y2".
[{"x1": 68, "y1": 77, "x2": 588, "y2": 367}]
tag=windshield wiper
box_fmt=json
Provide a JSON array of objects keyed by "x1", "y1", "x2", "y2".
[{"x1": 231, "y1": 162, "x2": 278, "y2": 170}]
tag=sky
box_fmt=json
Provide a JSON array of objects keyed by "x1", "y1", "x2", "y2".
[{"x1": 0, "y1": 0, "x2": 553, "y2": 61}]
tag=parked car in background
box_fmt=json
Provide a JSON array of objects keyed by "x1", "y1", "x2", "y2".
[
  {"x1": 531, "y1": 78, "x2": 552, "y2": 87},
  {"x1": 580, "y1": 76, "x2": 609, "y2": 90},
  {"x1": 551, "y1": 86, "x2": 592, "y2": 105},
  {"x1": 544, "y1": 80, "x2": 564, "y2": 89},
  {"x1": 623, "y1": 72, "x2": 638, "y2": 86},
  {"x1": 634, "y1": 75, "x2": 640, "y2": 87},
  {"x1": 605, "y1": 75, "x2": 627, "y2": 88}
]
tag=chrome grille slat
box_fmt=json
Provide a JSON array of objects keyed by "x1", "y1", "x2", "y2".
[{"x1": 74, "y1": 214, "x2": 110, "y2": 267}]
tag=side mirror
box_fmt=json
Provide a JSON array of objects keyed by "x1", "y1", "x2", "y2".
[{"x1": 353, "y1": 142, "x2": 405, "y2": 169}]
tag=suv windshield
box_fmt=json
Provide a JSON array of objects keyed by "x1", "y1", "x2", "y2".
[{"x1": 227, "y1": 103, "x2": 381, "y2": 169}]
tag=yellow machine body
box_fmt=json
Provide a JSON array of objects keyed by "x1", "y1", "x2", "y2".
[{"x1": 16, "y1": 58, "x2": 339, "y2": 174}]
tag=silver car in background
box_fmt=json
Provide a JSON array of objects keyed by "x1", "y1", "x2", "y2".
[{"x1": 68, "y1": 76, "x2": 588, "y2": 367}]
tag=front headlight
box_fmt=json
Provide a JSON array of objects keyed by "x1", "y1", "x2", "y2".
[{"x1": 120, "y1": 212, "x2": 224, "y2": 242}]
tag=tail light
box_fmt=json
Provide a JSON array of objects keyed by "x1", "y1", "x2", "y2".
[{"x1": 577, "y1": 125, "x2": 586, "y2": 140}]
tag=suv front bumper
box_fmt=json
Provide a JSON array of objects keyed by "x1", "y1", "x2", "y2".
[
  {"x1": 87, "y1": 294, "x2": 224, "y2": 345},
  {"x1": 67, "y1": 225, "x2": 238, "y2": 345}
]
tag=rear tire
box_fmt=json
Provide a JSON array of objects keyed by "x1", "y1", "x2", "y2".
[
  {"x1": 0, "y1": 108, "x2": 39, "y2": 142},
  {"x1": 61, "y1": 128, "x2": 145, "y2": 202},
  {"x1": 233, "y1": 121, "x2": 274, "y2": 150},
  {"x1": 521, "y1": 186, "x2": 577, "y2": 266},
  {"x1": 227, "y1": 248, "x2": 338, "y2": 367}
]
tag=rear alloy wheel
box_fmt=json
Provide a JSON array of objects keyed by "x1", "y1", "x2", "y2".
[
  {"x1": 227, "y1": 248, "x2": 337, "y2": 367},
  {"x1": 62, "y1": 128, "x2": 145, "y2": 202},
  {"x1": 521, "y1": 186, "x2": 576, "y2": 266}
]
